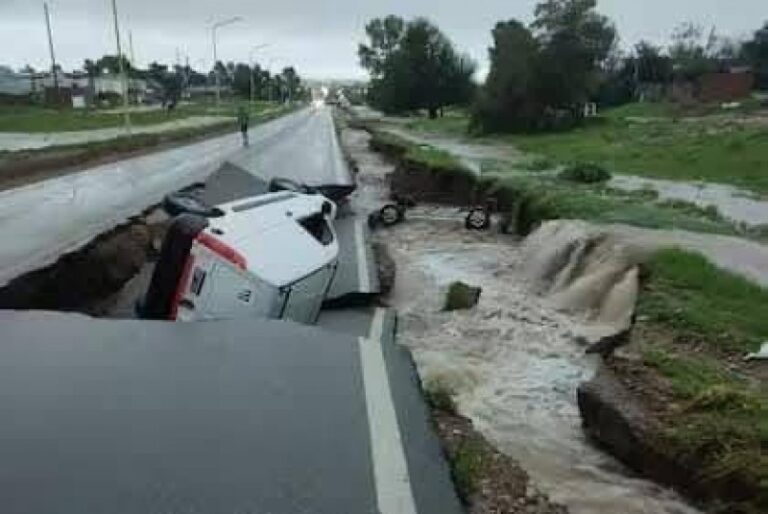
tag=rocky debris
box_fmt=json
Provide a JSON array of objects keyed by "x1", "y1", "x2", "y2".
[
  {"x1": 444, "y1": 281, "x2": 482, "y2": 311},
  {"x1": 431, "y1": 405, "x2": 567, "y2": 514},
  {"x1": 584, "y1": 313, "x2": 637, "y2": 357}
]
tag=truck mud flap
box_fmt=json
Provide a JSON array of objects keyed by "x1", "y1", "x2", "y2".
[{"x1": 138, "y1": 214, "x2": 209, "y2": 320}]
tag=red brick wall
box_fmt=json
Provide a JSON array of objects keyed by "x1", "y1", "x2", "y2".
[{"x1": 698, "y1": 72, "x2": 754, "y2": 102}]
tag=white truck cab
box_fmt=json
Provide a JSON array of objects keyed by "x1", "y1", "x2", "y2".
[{"x1": 141, "y1": 192, "x2": 339, "y2": 325}]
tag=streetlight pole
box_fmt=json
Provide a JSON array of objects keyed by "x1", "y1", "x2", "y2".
[
  {"x1": 211, "y1": 16, "x2": 242, "y2": 107},
  {"x1": 110, "y1": 0, "x2": 130, "y2": 131},
  {"x1": 43, "y1": 2, "x2": 59, "y2": 95},
  {"x1": 249, "y1": 44, "x2": 270, "y2": 106}
]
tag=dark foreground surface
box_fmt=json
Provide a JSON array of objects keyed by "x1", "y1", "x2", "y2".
[{"x1": 0, "y1": 310, "x2": 461, "y2": 514}]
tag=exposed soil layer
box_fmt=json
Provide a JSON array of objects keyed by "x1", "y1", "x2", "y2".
[
  {"x1": 0, "y1": 209, "x2": 167, "y2": 314},
  {"x1": 0, "y1": 123, "x2": 236, "y2": 192}
]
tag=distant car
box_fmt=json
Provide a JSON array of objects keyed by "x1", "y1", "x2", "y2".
[{"x1": 140, "y1": 191, "x2": 339, "y2": 325}]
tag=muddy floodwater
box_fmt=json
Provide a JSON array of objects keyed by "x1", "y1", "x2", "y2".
[
  {"x1": 382, "y1": 214, "x2": 699, "y2": 514},
  {"x1": 611, "y1": 174, "x2": 768, "y2": 227}
]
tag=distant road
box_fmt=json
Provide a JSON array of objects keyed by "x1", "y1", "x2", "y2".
[{"x1": 0, "y1": 115, "x2": 232, "y2": 152}]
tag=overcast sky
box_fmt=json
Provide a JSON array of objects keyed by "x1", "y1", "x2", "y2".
[{"x1": 0, "y1": 0, "x2": 765, "y2": 79}]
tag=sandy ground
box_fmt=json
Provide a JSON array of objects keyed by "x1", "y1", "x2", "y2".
[{"x1": 0, "y1": 115, "x2": 231, "y2": 152}]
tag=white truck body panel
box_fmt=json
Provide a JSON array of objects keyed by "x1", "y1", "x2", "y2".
[{"x1": 175, "y1": 192, "x2": 339, "y2": 324}]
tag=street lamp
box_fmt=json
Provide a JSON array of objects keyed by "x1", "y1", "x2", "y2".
[
  {"x1": 249, "y1": 44, "x2": 270, "y2": 105},
  {"x1": 211, "y1": 16, "x2": 243, "y2": 107}
]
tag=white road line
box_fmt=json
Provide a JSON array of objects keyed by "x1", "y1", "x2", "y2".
[
  {"x1": 359, "y1": 309, "x2": 417, "y2": 514},
  {"x1": 355, "y1": 217, "x2": 372, "y2": 293}
]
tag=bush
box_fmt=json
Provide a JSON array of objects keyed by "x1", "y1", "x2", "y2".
[{"x1": 559, "y1": 163, "x2": 612, "y2": 183}]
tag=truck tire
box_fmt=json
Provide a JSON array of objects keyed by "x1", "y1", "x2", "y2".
[
  {"x1": 138, "y1": 214, "x2": 209, "y2": 320},
  {"x1": 465, "y1": 207, "x2": 491, "y2": 230},
  {"x1": 379, "y1": 204, "x2": 404, "y2": 226}
]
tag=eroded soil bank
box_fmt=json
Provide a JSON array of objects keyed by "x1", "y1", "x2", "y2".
[
  {"x1": 340, "y1": 115, "x2": 700, "y2": 513},
  {"x1": 377, "y1": 216, "x2": 698, "y2": 514}
]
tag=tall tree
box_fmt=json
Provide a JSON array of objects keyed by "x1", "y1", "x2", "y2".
[
  {"x1": 532, "y1": 0, "x2": 617, "y2": 110},
  {"x1": 669, "y1": 22, "x2": 716, "y2": 79},
  {"x1": 471, "y1": 20, "x2": 540, "y2": 132},
  {"x1": 359, "y1": 16, "x2": 475, "y2": 116},
  {"x1": 743, "y1": 21, "x2": 768, "y2": 89},
  {"x1": 95, "y1": 54, "x2": 132, "y2": 75},
  {"x1": 281, "y1": 67, "x2": 301, "y2": 101},
  {"x1": 634, "y1": 41, "x2": 673, "y2": 83}
]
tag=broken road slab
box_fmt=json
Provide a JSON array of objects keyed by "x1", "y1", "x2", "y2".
[{"x1": 0, "y1": 310, "x2": 462, "y2": 514}]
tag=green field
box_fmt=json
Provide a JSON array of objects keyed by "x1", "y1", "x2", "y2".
[
  {"x1": 636, "y1": 249, "x2": 768, "y2": 511},
  {"x1": 0, "y1": 100, "x2": 278, "y2": 133},
  {"x1": 403, "y1": 102, "x2": 768, "y2": 195}
]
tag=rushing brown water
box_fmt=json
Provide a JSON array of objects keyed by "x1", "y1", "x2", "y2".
[{"x1": 382, "y1": 215, "x2": 700, "y2": 514}]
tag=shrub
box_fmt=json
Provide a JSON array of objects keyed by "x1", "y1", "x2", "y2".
[{"x1": 559, "y1": 162, "x2": 612, "y2": 183}]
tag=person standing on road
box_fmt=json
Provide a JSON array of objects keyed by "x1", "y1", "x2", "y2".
[{"x1": 237, "y1": 107, "x2": 250, "y2": 147}]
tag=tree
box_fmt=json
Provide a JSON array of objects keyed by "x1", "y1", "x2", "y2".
[
  {"x1": 359, "y1": 16, "x2": 475, "y2": 117},
  {"x1": 232, "y1": 63, "x2": 252, "y2": 98},
  {"x1": 83, "y1": 59, "x2": 98, "y2": 77},
  {"x1": 743, "y1": 21, "x2": 768, "y2": 89},
  {"x1": 95, "y1": 54, "x2": 132, "y2": 75},
  {"x1": 634, "y1": 41, "x2": 672, "y2": 83},
  {"x1": 147, "y1": 62, "x2": 181, "y2": 104},
  {"x1": 472, "y1": 0, "x2": 617, "y2": 133},
  {"x1": 358, "y1": 15, "x2": 406, "y2": 77},
  {"x1": 281, "y1": 67, "x2": 301, "y2": 101},
  {"x1": 532, "y1": 0, "x2": 617, "y2": 110},
  {"x1": 471, "y1": 20, "x2": 540, "y2": 132},
  {"x1": 669, "y1": 22, "x2": 716, "y2": 79}
]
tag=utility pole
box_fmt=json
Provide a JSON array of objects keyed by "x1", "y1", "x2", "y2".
[
  {"x1": 211, "y1": 16, "x2": 242, "y2": 107},
  {"x1": 43, "y1": 2, "x2": 59, "y2": 94},
  {"x1": 110, "y1": 0, "x2": 131, "y2": 131}
]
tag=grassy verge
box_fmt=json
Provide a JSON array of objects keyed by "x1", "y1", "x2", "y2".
[
  {"x1": 398, "y1": 103, "x2": 768, "y2": 195},
  {"x1": 632, "y1": 249, "x2": 768, "y2": 512},
  {"x1": 365, "y1": 123, "x2": 754, "y2": 238},
  {"x1": 369, "y1": 129, "x2": 473, "y2": 178},
  {"x1": 0, "y1": 100, "x2": 278, "y2": 133}
]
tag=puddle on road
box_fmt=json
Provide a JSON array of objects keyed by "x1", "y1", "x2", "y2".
[
  {"x1": 382, "y1": 217, "x2": 699, "y2": 514},
  {"x1": 611, "y1": 175, "x2": 768, "y2": 227}
]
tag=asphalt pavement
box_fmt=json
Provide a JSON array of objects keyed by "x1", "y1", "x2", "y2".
[
  {"x1": 0, "y1": 105, "x2": 462, "y2": 513},
  {"x1": 0, "y1": 108, "x2": 318, "y2": 287}
]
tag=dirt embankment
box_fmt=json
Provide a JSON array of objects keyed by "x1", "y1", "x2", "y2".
[
  {"x1": 357, "y1": 109, "x2": 766, "y2": 512},
  {"x1": 0, "y1": 208, "x2": 167, "y2": 315},
  {"x1": 0, "y1": 123, "x2": 239, "y2": 192}
]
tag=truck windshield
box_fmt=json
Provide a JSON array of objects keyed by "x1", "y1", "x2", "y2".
[{"x1": 299, "y1": 214, "x2": 333, "y2": 246}]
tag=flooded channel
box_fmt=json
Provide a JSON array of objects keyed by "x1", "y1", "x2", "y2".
[{"x1": 381, "y1": 217, "x2": 699, "y2": 513}]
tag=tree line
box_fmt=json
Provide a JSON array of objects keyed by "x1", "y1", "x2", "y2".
[
  {"x1": 70, "y1": 55, "x2": 307, "y2": 105},
  {"x1": 359, "y1": 0, "x2": 768, "y2": 133}
]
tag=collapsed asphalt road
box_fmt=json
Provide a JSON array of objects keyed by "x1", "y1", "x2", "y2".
[
  {"x1": 0, "y1": 108, "x2": 323, "y2": 288},
  {"x1": 0, "y1": 105, "x2": 461, "y2": 513}
]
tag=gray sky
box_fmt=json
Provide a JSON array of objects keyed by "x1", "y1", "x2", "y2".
[{"x1": 0, "y1": 0, "x2": 765, "y2": 79}]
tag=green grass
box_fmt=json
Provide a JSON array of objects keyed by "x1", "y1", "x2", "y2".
[
  {"x1": 638, "y1": 249, "x2": 768, "y2": 354},
  {"x1": 642, "y1": 347, "x2": 768, "y2": 511},
  {"x1": 637, "y1": 249, "x2": 768, "y2": 511},
  {"x1": 0, "y1": 101, "x2": 279, "y2": 133},
  {"x1": 397, "y1": 102, "x2": 768, "y2": 195},
  {"x1": 488, "y1": 175, "x2": 741, "y2": 237},
  {"x1": 369, "y1": 129, "x2": 472, "y2": 177},
  {"x1": 508, "y1": 112, "x2": 768, "y2": 194}
]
